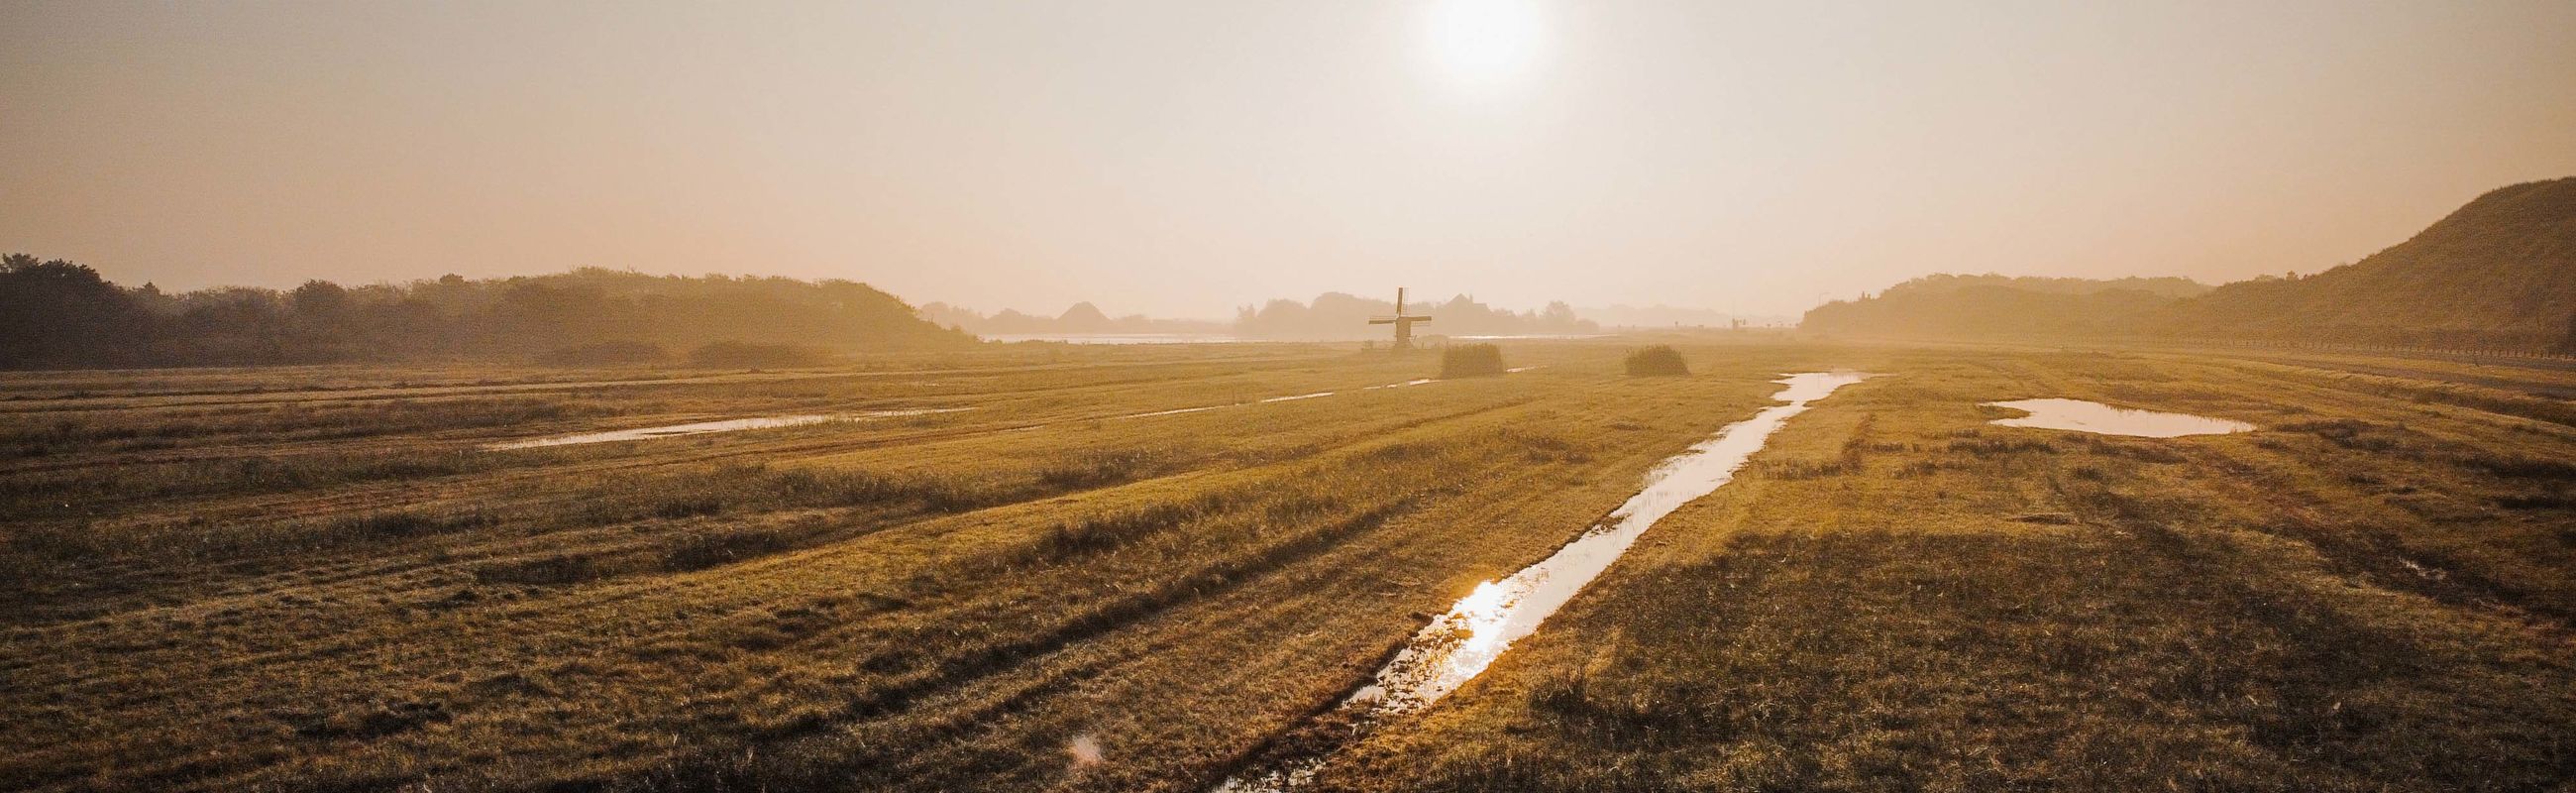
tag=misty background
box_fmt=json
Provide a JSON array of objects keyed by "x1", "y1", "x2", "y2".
[{"x1": 5, "y1": 0, "x2": 2576, "y2": 320}]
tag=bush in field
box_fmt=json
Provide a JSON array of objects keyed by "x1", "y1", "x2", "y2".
[
  {"x1": 1440, "y1": 343, "x2": 1508, "y2": 378},
  {"x1": 687, "y1": 340, "x2": 827, "y2": 369},
  {"x1": 536, "y1": 340, "x2": 667, "y2": 367},
  {"x1": 1624, "y1": 345, "x2": 1689, "y2": 376}
]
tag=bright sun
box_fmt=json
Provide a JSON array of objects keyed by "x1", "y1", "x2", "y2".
[{"x1": 1423, "y1": 0, "x2": 1543, "y2": 87}]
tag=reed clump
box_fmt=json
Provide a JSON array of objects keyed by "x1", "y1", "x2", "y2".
[
  {"x1": 1439, "y1": 343, "x2": 1507, "y2": 378},
  {"x1": 1623, "y1": 345, "x2": 1689, "y2": 376}
]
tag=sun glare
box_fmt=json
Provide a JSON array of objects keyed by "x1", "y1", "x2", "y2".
[{"x1": 1423, "y1": 0, "x2": 1543, "y2": 88}]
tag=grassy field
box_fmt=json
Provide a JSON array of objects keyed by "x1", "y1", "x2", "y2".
[
  {"x1": 1311, "y1": 347, "x2": 2576, "y2": 792},
  {"x1": 4, "y1": 339, "x2": 2571, "y2": 791}
]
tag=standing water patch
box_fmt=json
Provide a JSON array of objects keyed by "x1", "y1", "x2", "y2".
[
  {"x1": 485, "y1": 408, "x2": 970, "y2": 449},
  {"x1": 1217, "y1": 371, "x2": 1871, "y2": 791},
  {"x1": 1984, "y1": 398, "x2": 2252, "y2": 437}
]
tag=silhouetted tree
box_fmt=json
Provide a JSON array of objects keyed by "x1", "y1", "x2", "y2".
[
  {"x1": 0, "y1": 254, "x2": 151, "y2": 368},
  {"x1": 290, "y1": 280, "x2": 349, "y2": 316}
]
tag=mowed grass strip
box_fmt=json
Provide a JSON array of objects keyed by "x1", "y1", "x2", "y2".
[{"x1": 0, "y1": 348, "x2": 1481, "y2": 622}]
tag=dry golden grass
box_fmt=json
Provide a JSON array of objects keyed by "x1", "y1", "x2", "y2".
[
  {"x1": 1310, "y1": 349, "x2": 2576, "y2": 792},
  {"x1": 0, "y1": 339, "x2": 1860, "y2": 791},
  {"x1": 4, "y1": 340, "x2": 2569, "y2": 791}
]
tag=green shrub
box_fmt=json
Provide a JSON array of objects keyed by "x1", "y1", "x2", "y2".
[
  {"x1": 1623, "y1": 345, "x2": 1689, "y2": 376},
  {"x1": 1440, "y1": 343, "x2": 1507, "y2": 378}
]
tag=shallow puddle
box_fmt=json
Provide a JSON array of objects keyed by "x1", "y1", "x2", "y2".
[
  {"x1": 1217, "y1": 371, "x2": 1870, "y2": 791},
  {"x1": 485, "y1": 408, "x2": 968, "y2": 449},
  {"x1": 1362, "y1": 379, "x2": 1439, "y2": 391},
  {"x1": 1114, "y1": 404, "x2": 1232, "y2": 420},
  {"x1": 1984, "y1": 398, "x2": 2252, "y2": 437}
]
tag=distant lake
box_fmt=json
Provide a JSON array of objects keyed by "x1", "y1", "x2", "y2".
[
  {"x1": 982, "y1": 332, "x2": 1609, "y2": 344},
  {"x1": 1451, "y1": 334, "x2": 1611, "y2": 340},
  {"x1": 984, "y1": 333, "x2": 1246, "y2": 345}
]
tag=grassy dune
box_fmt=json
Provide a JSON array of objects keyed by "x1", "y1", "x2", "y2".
[{"x1": 4, "y1": 341, "x2": 2569, "y2": 791}]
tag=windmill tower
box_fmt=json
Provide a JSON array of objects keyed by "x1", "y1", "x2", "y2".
[{"x1": 1368, "y1": 287, "x2": 1434, "y2": 351}]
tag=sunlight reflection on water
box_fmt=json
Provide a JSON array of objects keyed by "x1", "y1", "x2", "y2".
[
  {"x1": 1217, "y1": 371, "x2": 1871, "y2": 791},
  {"x1": 483, "y1": 408, "x2": 969, "y2": 449}
]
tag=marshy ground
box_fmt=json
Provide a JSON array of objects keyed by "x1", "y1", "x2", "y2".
[{"x1": 3, "y1": 339, "x2": 2571, "y2": 792}]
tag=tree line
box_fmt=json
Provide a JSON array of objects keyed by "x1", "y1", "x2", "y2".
[
  {"x1": 0, "y1": 255, "x2": 972, "y2": 370},
  {"x1": 1233, "y1": 292, "x2": 1598, "y2": 340}
]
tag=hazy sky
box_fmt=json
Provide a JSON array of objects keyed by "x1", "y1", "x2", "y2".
[{"x1": 5, "y1": 1, "x2": 2573, "y2": 318}]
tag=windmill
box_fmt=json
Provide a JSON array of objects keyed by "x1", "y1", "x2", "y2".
[{"x1": 1368, "y1": 286, "x2": 1434, "y2": 351}]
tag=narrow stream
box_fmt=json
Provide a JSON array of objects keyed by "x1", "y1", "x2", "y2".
[{"x1": 1216, "y1": 371, "x2": 1870, "y2": 791}]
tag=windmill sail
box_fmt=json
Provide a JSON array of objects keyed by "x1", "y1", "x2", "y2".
[{"x1": 1369, "y1": 287, "x2": 1432, "y2": 348}]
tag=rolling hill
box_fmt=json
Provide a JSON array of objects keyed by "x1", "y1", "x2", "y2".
[
  {"x1": 1802, "y1": 177, "x2": 2576, "y2": 352},
  {"x1": 1800, "y1": 274, "x2": 2210, "y2": 340},
  {"x1": 2149, "y1": 176, "x2": 2576, "y2": 350}
]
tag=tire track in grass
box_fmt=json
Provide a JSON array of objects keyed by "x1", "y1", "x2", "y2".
[{"x1": 5, "y1": 392, "x2": 1563, "y2": 791}]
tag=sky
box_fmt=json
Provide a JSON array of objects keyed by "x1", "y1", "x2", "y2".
[{"x1": 5, "y1": 1, "x2": 2574, "y2": 319}]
